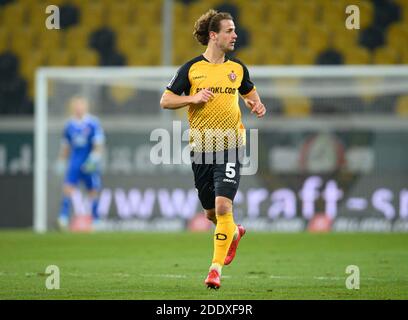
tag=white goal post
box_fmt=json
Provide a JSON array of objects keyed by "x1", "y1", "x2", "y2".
[{"x1": 34, "y1": 65, "x2": 408, "y2": 233}]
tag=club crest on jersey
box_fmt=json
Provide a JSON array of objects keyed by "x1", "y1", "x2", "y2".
[{"x1": 228, "y1": 70, "x2": 236, "y2": 82}]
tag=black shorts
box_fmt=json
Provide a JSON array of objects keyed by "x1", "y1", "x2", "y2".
[{"x1": 191, "y1": 148, "x2": 244, "y2": 210}]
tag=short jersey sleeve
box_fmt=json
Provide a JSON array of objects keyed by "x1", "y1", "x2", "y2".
[
  {"x1": 237, "y1": 61, "x2": 255, "y2": 96},
  {"x1": 165, "y1": 62, "x2": 191, "y2": 96}
]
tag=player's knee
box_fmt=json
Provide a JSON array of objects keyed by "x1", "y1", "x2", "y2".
[
  {"x1": 215, "y1": 197, "x2": 232, "y2": 215},
  {"x1": 88, "y1": 190, "x2": 98, "y2": 199},
  {"x1": 63, "y1": 185, "x2": 74, "y2": 196}
]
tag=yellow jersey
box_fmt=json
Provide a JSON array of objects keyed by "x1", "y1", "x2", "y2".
[{"x1": 165, "y1": 55, "x2": 256, "y2": 152}]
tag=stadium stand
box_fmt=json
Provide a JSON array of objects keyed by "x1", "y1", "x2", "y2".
[{"x1": 0, "y1": 0, "x2": 406, "y2": 115}]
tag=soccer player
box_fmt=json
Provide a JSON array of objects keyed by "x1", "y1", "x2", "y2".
[
  {"x1": 57, "y1": 95, "x2": 105, "y2": 231},
  {"x1": 160, "y1": 9, "x2": 266, "y2": 289}
]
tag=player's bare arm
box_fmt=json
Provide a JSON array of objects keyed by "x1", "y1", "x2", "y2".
[
  {"x1": 160, "y1": 88, "x2": 214, "y2": 109},
  {"x1": 90, "y1": 142, "x2": 104, "y2": 163},
  {"x1": 92, "y1": 143, "x2": 103, "y2": 155},
  {"x1": 242, "y1": 90, "x2": 266, "y2": 118}
]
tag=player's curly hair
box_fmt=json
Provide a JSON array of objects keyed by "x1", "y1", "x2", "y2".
[{"x1": 193, "y1": 9, "x2": 233, "y2": 46}]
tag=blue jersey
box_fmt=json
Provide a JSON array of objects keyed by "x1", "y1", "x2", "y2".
[{"x1": 63, "y1": 115, "x2": 105, "y2": 170}]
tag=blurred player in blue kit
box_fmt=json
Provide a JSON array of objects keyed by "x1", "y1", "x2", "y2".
[{"x1": 57, "y1": 96, "x2": 105, "y2": 230}]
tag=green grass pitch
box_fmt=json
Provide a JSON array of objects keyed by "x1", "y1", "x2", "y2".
[{"x1": 0, "y1": 231, "x2": 407, "y2": 299}]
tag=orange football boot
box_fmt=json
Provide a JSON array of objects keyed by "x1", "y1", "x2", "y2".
[
  {"x1": 224, "y1": 224, "x2": 246, "y2": 265},
  {"x1": 204, "y1": 269, "x2": 221, "y2": 289}
]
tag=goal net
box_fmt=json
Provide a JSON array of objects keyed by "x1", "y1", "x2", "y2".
[{"x1": 35, "y1": 65, "x2": 408, "y2": 233}]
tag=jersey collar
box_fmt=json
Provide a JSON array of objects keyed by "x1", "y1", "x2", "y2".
[{"x1": 201, "y1": 54, "x2": 229, "y2": 64}]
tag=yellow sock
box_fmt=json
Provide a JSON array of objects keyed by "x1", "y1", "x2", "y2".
[{"x1": 211, "y1": 212, "x2": 236, "y2": 267}]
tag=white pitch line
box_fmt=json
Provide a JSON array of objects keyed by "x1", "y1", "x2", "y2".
[
  {"x1": 269, "y1": 275, "x2": 300, "y2": 279},
  {"x1": 0, "y1": 272, "x2": 383, "y2": 282},
  {"x1": 313, "y1": 276, "x2": 380, "y2": 281},
  {"x1": 139, "y1": 273, "x2": 382, "y2": 282},
  {"x1": 313, "y1": 276, "x2": 345, "y2": 281},
  {"x1": 140, "y1": 273, "x2": 187, "y2": 278}
]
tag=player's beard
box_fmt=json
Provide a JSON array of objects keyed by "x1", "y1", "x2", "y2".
[{"x1": 222, "y1": 43, "x2": 235, "y2": 53}]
